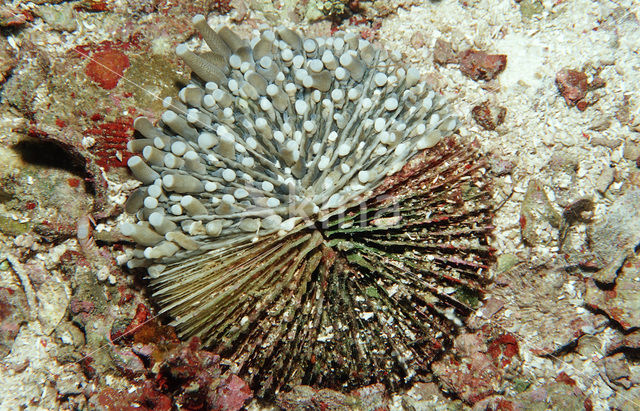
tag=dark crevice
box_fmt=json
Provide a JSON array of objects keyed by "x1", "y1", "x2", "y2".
[
  {"x1": 609, "y1": 346, "x2": 640, "y2": 360},
  {"x1": 542, "y1": 338, "x2": 580, "y2": 359},
  {"x1": 593, "y1": 278, "x2": 617, "y2": 291},
  {"x1": 13, "y1": 139, "x2": 85, "y2": 174},
  {"x1": 11, "y1": 139, "x2": 94, "y2": 195},
  {"x1": 583, "y1": 304, "x2": 632, "y2": 334},
  {"x1": 0, "y1": 188, "x2": 13, "y2": 203}
]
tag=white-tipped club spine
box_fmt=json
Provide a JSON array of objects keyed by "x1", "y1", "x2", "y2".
[{"x1": 124, "y1": 22, "x2": 457, "y2": 265}]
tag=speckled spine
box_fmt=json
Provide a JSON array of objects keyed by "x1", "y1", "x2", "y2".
[{"x1": 121, "y1": 16, "x2": 493, "y2": 396}]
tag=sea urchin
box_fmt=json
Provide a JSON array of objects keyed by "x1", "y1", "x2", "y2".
[{"x1": 121, "y1": 16, "x2": 493, "y2": 396}]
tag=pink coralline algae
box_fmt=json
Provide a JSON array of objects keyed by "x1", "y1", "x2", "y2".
[
  {"x1": 555, "y1": 68, "x2": 605, "y2": 111},
  {"x1": 156, "y1": 338, "x2": 252, "y2": 410},
  {"x1": 89, "y1": 338, "x2": 253, "y2": 410},
  {"x1": 459, "y1": 49, "x2": 507, "y2": 81},
  {"x1": 432, "y1": 329, "x2": 521, "y2": 404}
]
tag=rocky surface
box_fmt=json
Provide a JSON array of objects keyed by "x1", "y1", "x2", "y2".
[{"x1": 0, "y1": 0, "x2": 639, "y2": 409}]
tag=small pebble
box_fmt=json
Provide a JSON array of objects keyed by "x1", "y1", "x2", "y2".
[
  {"x1": 590, "y1": 136, "x2": 622, "y2": 149},
  {"x1": 471, "y1": 101, "x2": 506, "y2": 131},
  {"x1": 623, "y1": 141, "x2": 640, "y2": 161},
  {"x1": 555, "y1": 68, "x2": 605, "y2": 111},
  {"x1": 595, "y1": 166, "x2": 615, "y2": 195},
  {"x1": 433, "y1": 39, "x2": 458, "y2": 65},
  {"x1": 459, "y1": 49, "x2": 507, "y2": 81}
]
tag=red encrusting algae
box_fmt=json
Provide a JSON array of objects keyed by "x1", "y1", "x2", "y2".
[
  {"x1": 85, "y1": 49, "x2": 130, "y2": 90},
  {"x1": 84, "y1": 116, "x2": 134, "y2": 170}
]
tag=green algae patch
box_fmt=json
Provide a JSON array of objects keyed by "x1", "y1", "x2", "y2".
[{"x1": 0, "y1": 216, "x2": 31, "y2": 236}]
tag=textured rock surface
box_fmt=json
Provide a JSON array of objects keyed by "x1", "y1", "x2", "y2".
[
  {"x1": 1, "y1": 0, "x2": 640, "y2": 409},
  {"x1": 432, "y1": 329, "x2": 521, "y2": 404},
  {"x1": 0, "y1": 37, "x2": 16, "y2": 84},
  {"x1": 588, "y1": 189, "x2": 640, "y2": 283},
  {"x1": 520, "y1": 179, "x2": 561, "y2": 246},
  {"x1": 278, "y1": 383, "x2": 388, "y2": 410},
  {"x1": 586, "y1": 252, "x2": 640, "y2": 330},
  {"x1": 473, "y1": 373, "x2": 593, "y2": 411},
  {"x1": 483, "y1": 264, "x2": 608, "y2": 356},
  {"x1": 459, "y1": 49, "x2": 507, "y2": 81}
]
